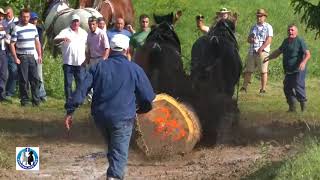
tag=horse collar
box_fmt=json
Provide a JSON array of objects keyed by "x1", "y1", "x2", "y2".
[{"x1": 95, "y1": 0, "x2": 115, "y2": 24}]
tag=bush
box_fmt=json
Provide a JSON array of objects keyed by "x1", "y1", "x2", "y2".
[{"x1": 42, "y1": 52, "x2": 65, "y2": 99}]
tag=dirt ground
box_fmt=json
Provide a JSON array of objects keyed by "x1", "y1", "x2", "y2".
[{"x1": 0, "y1": 116, "x2": 312, "y2": 180}]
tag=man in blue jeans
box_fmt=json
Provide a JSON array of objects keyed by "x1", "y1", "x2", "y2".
[
  {"x1": 0, "y1": 8, "x2": 8, "y2": 101},
  {"x1": 64, "y1": 34, "x2": 155, "y2": 179},
  {"x1": 10, "y1": 8, "x2": 42, "y2": 106},
  {"x1": 54, "y1": 14, "x2": 88, "y2": 107},
  {"x1": 3, "y1": 6, "x2": 19, "y2": 97}
]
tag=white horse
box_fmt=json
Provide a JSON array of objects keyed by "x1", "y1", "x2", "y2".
[{"x1": 44, "y1": 0, "x2": 102, "y2": 36}]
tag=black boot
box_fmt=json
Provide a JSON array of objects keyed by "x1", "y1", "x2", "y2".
[
  {"x1": 287, "y1": 103, "x2": 296, "y2": 112},
  {"x1": 300, "y1": 101, "x2": 306, "y2": 112}
]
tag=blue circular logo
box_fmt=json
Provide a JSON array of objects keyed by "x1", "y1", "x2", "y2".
[{"x1": 16, "y1": 148, "x2": 39, "y2": 170}]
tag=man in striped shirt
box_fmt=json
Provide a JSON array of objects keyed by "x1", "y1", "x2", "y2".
[{"x1": 10, "y1": 8, "x2": 41, "y2": 106}]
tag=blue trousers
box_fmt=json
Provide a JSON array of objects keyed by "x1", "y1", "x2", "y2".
[
  {"x1": 62, "y1": 64, "x2": 85, "y2": 106},
  {"x1": 97, "y1": 119, "x2": 134, "y2": 179},
  {"x1": 36, "y1": 62, "x2": 46, "y2": 99},
  {"x1": 17, "y1": 54, "x2": 41, "y2": 105},
  {"x1": 283, "y1": 70, "x2": 307, "y2": 105},
  {"x1": 5, "y1": 52, "x2": 18, "y2": 96},
  {"x1": 0, "y1": 50, "x2": 8, "y2": 99}
]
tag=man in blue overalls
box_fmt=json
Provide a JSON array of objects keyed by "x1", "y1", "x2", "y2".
[{"x1": 64, "y1": 34, "x2": 155, "y2": 179}]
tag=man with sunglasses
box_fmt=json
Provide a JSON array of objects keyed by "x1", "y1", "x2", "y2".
[
  {"x1": 54, "y1": 14, "x2": 88, "y2": 108},
  {"x1": 241, "y1": 8, "x2": 273, "y2": 94}
]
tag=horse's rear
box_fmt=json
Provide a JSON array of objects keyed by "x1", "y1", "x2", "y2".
[
  {"x1": 79, "y1": 0, "x2": 135, "y2": 27},
  {"x1": 191, "y1": 19, "x2": 242, "y2": 97},
  {"x1": 190, "y1": 19, "x2": 242, "y2": 144}
]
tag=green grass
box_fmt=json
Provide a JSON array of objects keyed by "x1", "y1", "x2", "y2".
[
  {"x1": 275, "y1": 138, "x2": 320, "y2": 179},
  {"x1": 238, "y1": 77, "x2": 320, "y2": 124},
  {"x1": 133, "y1": 0, "x2": 320, "y2": 76},
  {"x1": 244, "y1": 138, "x2": 320, "y2": 179}
]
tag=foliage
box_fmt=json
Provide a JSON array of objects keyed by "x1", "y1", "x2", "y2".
[
  {"x1": 291, "y1": 0, "x2": 320, "y2": 38},
  {"x1": 42, "y1": 52, "x2": 65, "y2": 99}
]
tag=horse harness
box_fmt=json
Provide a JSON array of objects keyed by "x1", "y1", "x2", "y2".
[
  {"x1": 46, "y1": 7, "x2": 73, "y2": 39},
  {"x1": 94, "y1": 0, "x2": 116, "y2": 25},
  {"x1": 46, "y1": 6, "x2": 98, "y2": 38}
]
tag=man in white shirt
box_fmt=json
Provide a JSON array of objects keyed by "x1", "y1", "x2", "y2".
[
  {"x1": 54, "y1": 14, "x2": 88, "y2": 107},
  {"x1": 241, "y1": 8, "x2": 273, "y2": 94}
]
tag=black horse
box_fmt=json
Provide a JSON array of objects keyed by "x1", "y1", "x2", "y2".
[
  {"x1": 135, "y1": 14, "x2": 240, "y2": 144},
  {"x1": 191, "y1": 19, "x2": 242, "y2": 97},
  {"x1": 134, "y1": 12, "x2": 191, "y2": 100}
]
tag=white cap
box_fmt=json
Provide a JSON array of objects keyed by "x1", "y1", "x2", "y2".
[
  {"x1": 71, "y1": 14, "x2": 80, "y2": 21},
  {"x1": 0, "y1": 8, "x2": 6, "y2": 15},
  {"x1": 110, "y1": 34, "x2": 130, "y2": 51}
]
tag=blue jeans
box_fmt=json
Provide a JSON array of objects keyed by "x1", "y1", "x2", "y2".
[
  {"x1": 97, "y1": 119, "x2": 134, "y2": 179},
  {"x1": 37, "y1": 62, "x2": 46, "y2": 99},
  {"x1": 62, "y1": 64, "x2": 85, "y2": 106},
  {"x1": 0, "y1": 50, "x2": 8, "y2": 99},
  {"x1": 5, "y1": 52, "x2": 18, "y2": 96},
  {"x1": 17, "y1": 54, "x2": 41, "y2": 105},
  {"x1": 283, "y1": 70, "x2": 307, "y2": 105}
]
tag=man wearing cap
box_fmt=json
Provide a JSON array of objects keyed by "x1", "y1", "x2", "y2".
[
  {"x1": 30, "y1": 12, "x2": 47, "y2": 102},
  {"x1": 64, "y1": 33, "x2": 155, "y2": 180},
  {"x1": 263, "y1": 24, "x2": 310, "y2": 112},
  {"x1": 0, "y1": 8, "x2": 8, "y2": 101},
  {"x1": 3, "y1": 6, "x2": 19, "y2": 98},
  {"x1": 54, "y1": 14, "x2": 88, "y2": 107},
  {"x1": 241, "y1": 8, "x2": 273, "y2": 94},
  {"x1": 10, "y1": 8, "x2": 42, "y2": 106},
  {"x1": 196, "y1": 7, "x2": 231, "y2": 33}
]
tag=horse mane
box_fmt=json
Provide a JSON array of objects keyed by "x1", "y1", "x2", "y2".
[
  {"x1": 147, "y1": 22, "x2": 181, "y2": 52},
  {"x1": 153, "y1": 12, "x2": 174, "y2": 25},
  {"x1": 208, "y1": 19, "x2": 238, "y2": 50}
]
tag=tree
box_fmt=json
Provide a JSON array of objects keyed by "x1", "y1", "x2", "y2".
[{"x1": 291, "y1": 0, "x2": 320, "y2": 38}]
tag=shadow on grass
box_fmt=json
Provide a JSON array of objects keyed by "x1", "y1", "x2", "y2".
[
  {"x1": 242, "y1": 161, "x2": 285, "y2": 180},
  {"x1": 0, "y1": 116, "x2": 104, "y2": 145}
]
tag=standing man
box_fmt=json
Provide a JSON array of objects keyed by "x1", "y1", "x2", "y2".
[
  {"x1": 64, "y1": 34, "x2": 155, "y2": 179},
  {"x1": 10, "y1": 8, "x2": 41, "y2": 106},
  {"x1": 264, "y1": 24, "x2": 310, "y2": 112},
  {"x1": 241, "y1": 8, "x2": 273, "y2": 93},
  {"x1": 107, "y1": 17, "x2": 133, "y2": 41},
  {"x1": 54, "y1": 14, "x2": 87, "y2": 107},
  {"x1": 196, "y1": 8, "x2": 231, "y2": 33},
  {"x1": 97, "y1": 17, "x2": 106, "y2": 31},
  {"x1": 3, "y1": 6, "x2": 19, "y2": 98},
  {"x1": 30, "y1": 12, "x2": 47, "y2": 102},
  {"x1": 0, "y1": 8, "x2": 8, "y2": 101},
  {"x1": 87, "y1": 16, "x2": 110, "y2": 64},
  {"x1": 129, "y1": 14, "x2": 151, "y2": 59}
]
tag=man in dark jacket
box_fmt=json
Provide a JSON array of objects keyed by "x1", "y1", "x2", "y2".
[{"x1": 64, "y1": 34, "x2": 155, "y2": 179}]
